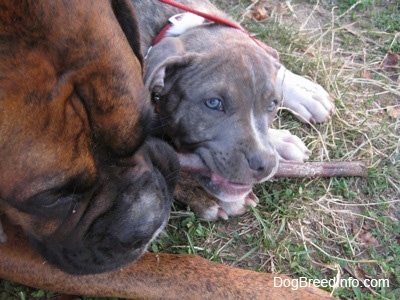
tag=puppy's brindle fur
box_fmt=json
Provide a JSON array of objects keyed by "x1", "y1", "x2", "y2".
[{"x1": 132, "y1": 0, "x2": 283, "y2": 219}]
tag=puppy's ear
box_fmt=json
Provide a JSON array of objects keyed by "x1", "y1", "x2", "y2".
[
  {"x1": 255, "y1": 39, "x2": 281, "y2": 72},
  {"x1": 144, "y1": 37, "x2": 195, "y2": 93}
]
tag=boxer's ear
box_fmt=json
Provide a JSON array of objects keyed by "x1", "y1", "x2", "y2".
[{"x1": 144, "y1": 37, "x2": 196, "y2": 93}]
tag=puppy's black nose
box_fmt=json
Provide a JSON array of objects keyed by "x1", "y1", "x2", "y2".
[
  {"x1": 247, "y1": 152, "x2": 277, "y2": 181},
  {"x1": 248, "y1": 155, "x2": 266, "y2": 173}
]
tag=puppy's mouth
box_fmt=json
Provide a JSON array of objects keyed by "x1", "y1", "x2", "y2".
[
  {"x1": 177, "y1": 153, "x2": 210, "y2": 173},
  {"x1": 210, "y1": 172, "x2": 253, "y2": 191},
  {"x1": 178, "y1": 153, "x2": 254, "y2": 200},
  {"x1": 202, "y1": 171, "x2": 253, "y2": 199}
]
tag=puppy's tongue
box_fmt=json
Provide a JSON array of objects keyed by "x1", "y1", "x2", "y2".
[{"x1": 178, "y1": 153, "x2": 209, "y2": 172}]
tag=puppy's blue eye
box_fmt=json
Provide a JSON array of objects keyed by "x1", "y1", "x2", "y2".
[
  {"x1": 267, "y1": 100, "x2": 277, "y2": 112},
  {"x1": 204, "y1": 98, "x2": 224, "y2": 111}
]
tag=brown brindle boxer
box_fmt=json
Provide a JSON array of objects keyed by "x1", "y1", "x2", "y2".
[
  {"x1": 0, "y1": 0, "x2": 333, "y2": 298},
  {"x1": 0, "y1": 0, "x2": 179, "y2": 275},
  {"x1": 1, "y1": 220, "x2": 333, "y2": 299}
]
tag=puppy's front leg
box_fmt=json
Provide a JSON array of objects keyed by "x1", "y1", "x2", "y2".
[
  {"x1": 175, "y1": 172, "x2": 257, "y2": 221},
  {"x1": 276, "y1": 66, "x2": 334, "y2": 123},
  {"x1": 269, "y1": 128, "x2": 311, "y2": 162},
  {"x1": 174, "y1": 171, "x2": 228, "y2": 221}
]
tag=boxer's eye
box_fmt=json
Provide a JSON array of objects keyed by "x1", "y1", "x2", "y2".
[
  {"x1": 43, "y1": 195, "x2": 77, "y2": 209},
  {"x1": 267, "y1": 99, "x2": 278, "y2": 112},
  {"x1": 204, "y1": 98, "x2": 224, "y2": 111}
]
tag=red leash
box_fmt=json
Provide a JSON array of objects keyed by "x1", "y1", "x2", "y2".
[
  {"x1": 154, "y1": 0, "x2": 262, "y2": 47},
  {"x1": 159, "y1": 0, "x2": 244, "y2": 30}
]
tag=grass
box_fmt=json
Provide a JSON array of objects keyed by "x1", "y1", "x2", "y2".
[{"x1": 1, "y1": 0, "x2": 399, "y2": 299}]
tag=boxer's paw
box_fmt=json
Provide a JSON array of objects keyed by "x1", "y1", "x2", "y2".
[
  {"x1": 276, "y1": 66, "x2": 334, "y2": 123},
  {"x1": 269, "y1": 129, "x2": 311, "y2": 162}
]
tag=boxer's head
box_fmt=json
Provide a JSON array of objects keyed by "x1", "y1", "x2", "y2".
[
  {"x1": 144, "y1": 25, "x2": 280, "y2": 202},
  {"x1": 0, "y1": 0, "x2": 179, "y2": 274}
]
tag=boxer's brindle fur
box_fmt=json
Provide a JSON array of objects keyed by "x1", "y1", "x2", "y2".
[
  {"x1": 0, "y1": 0, "x2": 179, "y2": 275},
  {"x1": 0, "y1": 0, "x2": 333, "y2": 298}
]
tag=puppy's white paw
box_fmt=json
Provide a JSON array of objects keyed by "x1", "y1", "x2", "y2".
[
  {"x1": 269, "y1": 129, "x2": 311, "y2": 162},
  {"x1": 219, "y1": 192, "x2": 259, "y2": 217},
  {"x1": 276, "y1": 66, "x2": 334, "y2": 123},
  {"x1": 200, "y1": 192, "x2": 259, "y2": 221},
  {"x1": 199, "y1": 204, "x2": 229, "y2": 221}
]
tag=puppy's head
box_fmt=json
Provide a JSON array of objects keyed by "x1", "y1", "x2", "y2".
[
  {"x1": 0, "y1": 0, "x2": 179, "y2": 274},
  {"x1": 144, "y1": 25, "x2": 280, "y2": 202}
]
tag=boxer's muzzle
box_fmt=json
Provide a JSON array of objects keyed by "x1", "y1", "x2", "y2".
[{"x1": 26, "y1": 138, "x2": 179, "y2": 275}]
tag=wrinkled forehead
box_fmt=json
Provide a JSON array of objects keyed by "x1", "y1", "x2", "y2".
[
  {"x1": 180, "y1": 50, "x2": 277, "y2": 104},
  {"x1": 220, "y1": 48, "x2": 277, "y2": 92},
  {"x1": 182, "y1": 26, "x2": 278, "y2": 89}
]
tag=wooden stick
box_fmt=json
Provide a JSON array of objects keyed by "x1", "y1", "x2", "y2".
[
  {"x1": 179, "y1": 154, "x2": 368, "y2": 178},
  {"x1": 275, "y1": 161, "x2": 368, "y2": 178}
]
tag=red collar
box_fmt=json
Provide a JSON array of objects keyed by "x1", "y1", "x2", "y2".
[{"x1": 153, "y1": 0, "x2": 263, "y2": 47}]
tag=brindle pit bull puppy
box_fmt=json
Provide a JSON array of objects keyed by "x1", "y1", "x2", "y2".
[
  {"x1": 0, "y1": 0, "x2": 179, "y2": 275},
  {"x1": 131, "y1": 0, "x2": 334, "y2": 220}
]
